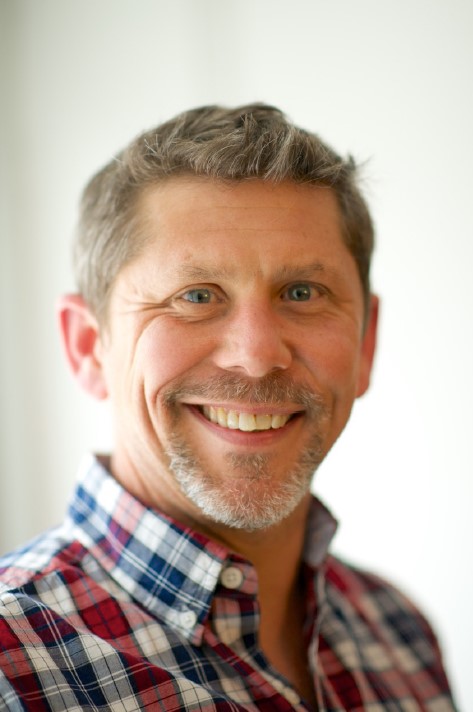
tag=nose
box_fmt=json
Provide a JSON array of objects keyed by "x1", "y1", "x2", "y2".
[{"x1": 213, "y1": 301, "x2": 292, "y2": 378}]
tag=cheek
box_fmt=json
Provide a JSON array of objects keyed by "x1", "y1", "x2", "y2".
[
  {"x1": 303, "y1": 327, "x2": 362, "y2": 398},
  {"x1": 137, "y1": 321, "x2": 213, "y2": 394},
  {"x1": 303, "y1": 330, "x2": 364, "y2": 449}
]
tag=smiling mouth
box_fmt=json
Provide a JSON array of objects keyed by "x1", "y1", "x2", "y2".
[{"x1": 200, "y1": 405, "x2": 298, "y2": 432}]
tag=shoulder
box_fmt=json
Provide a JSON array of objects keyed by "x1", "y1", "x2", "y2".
[
  {"x1": 325, "y1": 555, "x2": 433, "y2": 621},
  {"x1": 323, "y1": 554, "x2": 448, "y2": 670},
  {"x1": 0, "y1": 532, "x2": 128, "y2": 710},
  {"x1": 0, "y1": 526, "x2": 86, "y2": 594},
  {"x1": 0, "y1": 528, "x2": 91, "y2": 657}
]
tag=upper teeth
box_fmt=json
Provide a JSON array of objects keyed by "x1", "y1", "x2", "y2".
[{"x1": 202, "y1": 406, "x2": 291, "y2": 432}]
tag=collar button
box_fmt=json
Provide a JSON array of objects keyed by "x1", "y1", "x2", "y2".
[
  {"x1": 220, "y1": 566, "x2": 244, "y2": 589},
  {"x1": 179, "y1": 610, "x2": 197, "y2": 629}
]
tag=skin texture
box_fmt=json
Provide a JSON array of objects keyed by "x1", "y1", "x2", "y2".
[{"x1": 59, "y1": 177, "x2": 378, "y2": 701}]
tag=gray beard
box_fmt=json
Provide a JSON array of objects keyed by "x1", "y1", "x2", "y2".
[
  {"x1": 167, "y1": 440, "x2": 323, "y2": 531},
  {"x1": 162, "y1": 372, "x2": 328, "y2": 531}
]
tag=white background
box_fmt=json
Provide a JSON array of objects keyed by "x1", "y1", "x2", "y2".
[{"x1": 1, "y1": 1, "x2": 471, "y2": 708}]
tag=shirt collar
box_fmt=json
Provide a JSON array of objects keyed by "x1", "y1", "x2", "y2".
[{"x1": 67, "y1": 454, "x2": 337, "y2": 644}]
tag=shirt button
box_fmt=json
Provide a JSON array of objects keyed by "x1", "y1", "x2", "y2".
[
  {"x1": 220, "y1": 566, "x2": 244, "y2": 589},
  {"x1": 179, "y1": 610, "x2": 197, "y2": 629}
]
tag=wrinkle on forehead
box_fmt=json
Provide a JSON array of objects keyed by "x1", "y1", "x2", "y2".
[{"x1": 139, "y1": 177, "x2": 341, "y2": 232}]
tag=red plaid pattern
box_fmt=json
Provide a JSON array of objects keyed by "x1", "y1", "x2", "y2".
[{"x1": 0, "y1": 455, "x2": 456, "y2": 710}]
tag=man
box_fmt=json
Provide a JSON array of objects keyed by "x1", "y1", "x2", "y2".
[{"x1": 0, "y1": 104, "x2": 456, "y2": 710}]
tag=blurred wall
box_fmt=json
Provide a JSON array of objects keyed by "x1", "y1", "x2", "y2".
[{"x1": 1, "y1": 0, "x2": 472, "y2": 707}]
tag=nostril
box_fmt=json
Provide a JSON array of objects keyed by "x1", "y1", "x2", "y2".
[{"x1": 214, "y1": 333, "x2": 292, "y2": 378}]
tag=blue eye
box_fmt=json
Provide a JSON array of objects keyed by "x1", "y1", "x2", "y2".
[
  {"x1": 183, "y1": 288, "x2": 212, "y2": 303},
  {"x1": 285, "y1": 283, "x2": 313, "y2": 301}
]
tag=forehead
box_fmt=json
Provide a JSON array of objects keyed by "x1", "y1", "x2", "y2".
[{"x1": 135, "y1": 177, "x2": 348, "y2": 264}]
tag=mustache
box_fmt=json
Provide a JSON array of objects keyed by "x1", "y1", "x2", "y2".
[{"x1": 163, "y1": 372, "x2": 326, "y2": 416}]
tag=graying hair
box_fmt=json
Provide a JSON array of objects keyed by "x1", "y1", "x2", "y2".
[{"x1": 74, "y1": 103, "x2": 375, "y2": 322}]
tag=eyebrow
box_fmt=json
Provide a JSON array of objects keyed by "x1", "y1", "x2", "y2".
[
  {"x1": 272, "y1": 262, "x2": 327, "y2": 280},
  {"x1": 178, "y1": 262, "x2": 329, "y2": 282},
  {"x1": 179, "y1": 265, "x2": 235, "y2": 281}
]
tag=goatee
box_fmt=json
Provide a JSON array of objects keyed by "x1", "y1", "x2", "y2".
[{"x1": 162, "y1": 372, "x2": 328, "y2": 531}]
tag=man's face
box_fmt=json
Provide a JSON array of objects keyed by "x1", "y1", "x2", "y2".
[{"x1": 93, "y1": 178, "x2": 377, "y2": 532}]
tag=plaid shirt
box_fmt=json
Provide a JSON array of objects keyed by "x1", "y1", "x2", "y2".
[{"x1": 0, "y1": 455, "x2": 455, "y2": 711}]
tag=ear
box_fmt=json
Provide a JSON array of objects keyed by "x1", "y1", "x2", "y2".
[
  {"x1": 356, "y1": 295, "x2": 379, "y2": 398},
  {"x1": 57, "y1": 294, "x2": 108, "y2": 400}
]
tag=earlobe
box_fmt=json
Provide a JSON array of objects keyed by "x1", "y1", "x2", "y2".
[
  {"x1": 356, "y1": 295, "x2": 379, "y2": 398},
  {"x1": 57, "y1": 294, "x2": 108, "y2": 400}
]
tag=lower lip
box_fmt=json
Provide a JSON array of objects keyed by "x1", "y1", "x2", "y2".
[{"x1": 186, "y1": 405, "x2": 301, "y2": 447}]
